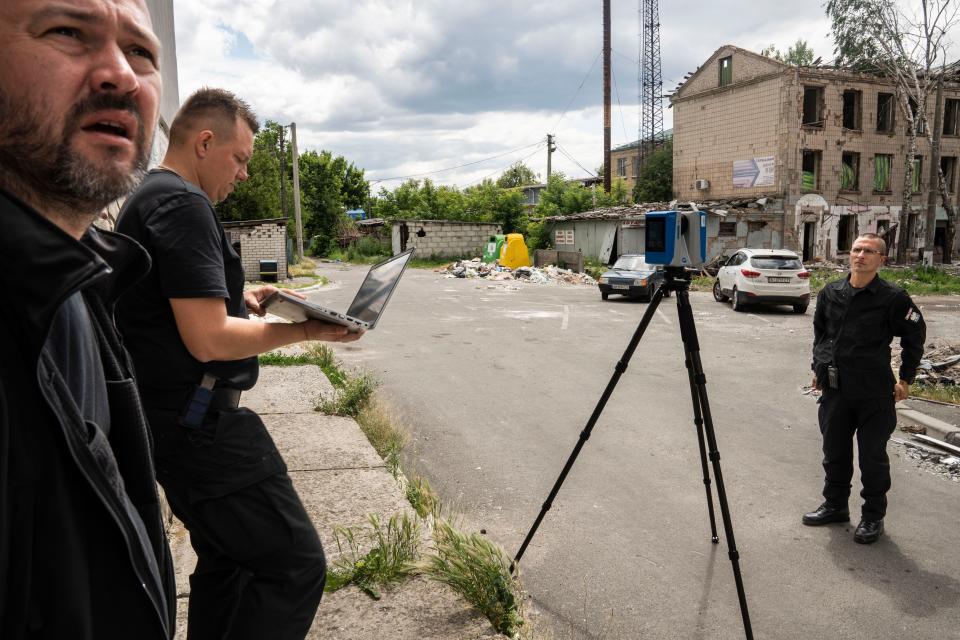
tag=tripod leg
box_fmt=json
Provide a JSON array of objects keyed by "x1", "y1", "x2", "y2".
[
  {"x1": 511, "y1": 285, "x2": 668, "y2": 573},
  {"x1": 683, "y1": 346, "x2": 719, "y2": 543},
  {"x1": 675, "y1": 289, "x2": 754, "y2": 640}
]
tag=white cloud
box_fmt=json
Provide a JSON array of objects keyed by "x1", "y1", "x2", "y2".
[{"x1": 172, "y1": 0, "x2": 838, "y2": 188}]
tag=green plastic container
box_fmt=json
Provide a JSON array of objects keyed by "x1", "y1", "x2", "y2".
[{"x1": 482, "y1": 234, "x2": 505, "y2": 263}]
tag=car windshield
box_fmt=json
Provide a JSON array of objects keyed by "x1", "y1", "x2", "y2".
[
  {"x1": 612, "y1": 257, "x2": 652, "y2": 271},
  {"x1": 750, "y1": 256, "x2": 803, "y2": 270}
]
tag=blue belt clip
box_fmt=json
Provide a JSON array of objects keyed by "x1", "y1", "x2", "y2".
[{"x1": 180, "y1": 373, "x2": 218, "y2": 429}]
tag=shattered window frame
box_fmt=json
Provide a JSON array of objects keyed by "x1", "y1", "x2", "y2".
[
  {"x1": 718, "y1": 56, "x2": 732, "y2": 87},
  {"x1": 801, "y1": 149, "x2": 821, "y2": 191},
  {"x1": 907, "y1": 97, "x2": 928, "y2": 135},
  {"x1": 944, "y1": 98, "x2": 960, "y2": 136},
  {"x1": 718, "y1": 221, "x2": 737, "y2": 237},
  {"x1": 941, "y1": 156, "x2": 957, "y2": 192},
  {"x1": 842, "y1": 89, "x2": 862, "y2": 130},
  {"x1": 837, "y1": 214, "x2": 856, "y2": 252},
  {"x1": 840, "y1": 151, "x2": 860, "y2": 191},
  {"x1": 616, "y1": 157, "x2": 628, "y2": 177},
  {"x1": 802, "y1": 86, "x2": 824, "y2": 128},
  {"x1": 877, "y1": 93, "x2": 895, "y2": 133}
]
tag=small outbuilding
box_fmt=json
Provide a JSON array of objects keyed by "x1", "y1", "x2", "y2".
[
  {"x1": 391, "y1": 219, "x2": 502, "y2": 258},
  {"x1": 221, "y1": 217, "x2": 289, "y2": 281}
]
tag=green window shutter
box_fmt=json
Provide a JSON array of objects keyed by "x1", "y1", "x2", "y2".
[
  {"x1": 874, "y1": 156, "x2": 890, "y2": 191},
  {"x1": 841, "y1": 162, "x2": 855, "y2": 190},
  {"x1": 802, "y1": 171, "x2": 816, "y2": 190}
]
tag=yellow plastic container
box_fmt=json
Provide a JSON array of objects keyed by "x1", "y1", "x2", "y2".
[{"x1": 499, "y1": 233, "x2": 532, "y2": 269}]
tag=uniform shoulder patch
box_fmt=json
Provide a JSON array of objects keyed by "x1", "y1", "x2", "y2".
[{"x1": 906, "y1": 308, "x2": 922, "y2": 323}]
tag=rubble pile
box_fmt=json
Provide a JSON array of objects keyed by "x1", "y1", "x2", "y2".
[
  {"x1": 892, "y1": 437, "x2": 960, "y2": 482},
  {"x1": 439, "y1": 260, "x2": 596, "y2": 286},
  {"x1": 892, "y1": 339, "x2": 960, "y2": 386}
]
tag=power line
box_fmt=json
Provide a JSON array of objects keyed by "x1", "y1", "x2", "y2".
[
  {"x1": 551, "y1": 50, "x2": 602, "y2": 131},
  {"x1": 611, "y1": 67, "x2": 630, "y2": 144},
  {"x1": 369, "y1": 139, "x2": 545, "y2": 185},
  {"x1": 555, "y1": 143, "x2": 596, "y2": 177},
  {"x1": 460, "y1": 143, "x2": 547, "y2": 189}
]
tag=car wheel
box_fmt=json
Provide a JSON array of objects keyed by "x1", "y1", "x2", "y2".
[
  {"x1": 601, "y1": 292, "x2": 609, "y2": 300},
  {"x1": 793, "y1": 302, "x2": 808, "y2": 314},
  {"x1": 713, "y1": 279, "x2": 728, "y2": 302},
  {"x1": 731, "y1": 287, "x2": 745, "y2": 312}
]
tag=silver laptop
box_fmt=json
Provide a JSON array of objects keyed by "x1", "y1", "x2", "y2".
[{"x1": 262, "y1": 248, "x2": 414, "y2": 331}]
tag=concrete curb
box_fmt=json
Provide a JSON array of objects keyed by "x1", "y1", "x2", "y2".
[
  {"x1": 166, "y1": 364, "x2": 504, "y2": 639},
  {"x1": 897, "y1": 407, "x2": 960, "y2": 445}
]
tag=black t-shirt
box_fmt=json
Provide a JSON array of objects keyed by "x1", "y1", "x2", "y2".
[{"x1": 116, "y1": 169, "x2": 257, "y2": 404}]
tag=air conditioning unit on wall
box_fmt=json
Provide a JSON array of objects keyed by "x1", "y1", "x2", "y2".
[{"x1": 695, "y1": 179, "x2": 710, "y2": 190}]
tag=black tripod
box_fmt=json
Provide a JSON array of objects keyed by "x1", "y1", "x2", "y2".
[{"x1": 511, "y1": 267, "x2": 753, "y2": 639}]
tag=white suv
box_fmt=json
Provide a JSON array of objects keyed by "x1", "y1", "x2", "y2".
[{"x1": 713, "y1": 248, "x2": 811, "y2": 313}]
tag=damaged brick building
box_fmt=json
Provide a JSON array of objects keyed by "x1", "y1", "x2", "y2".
[{"x1": 672, "y1": 44, "x2": 960, "y2": 262}]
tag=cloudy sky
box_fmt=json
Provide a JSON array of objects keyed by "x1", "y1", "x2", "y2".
[{"x1": 171, "y1": 0, "x2": 836, "y2": 191}]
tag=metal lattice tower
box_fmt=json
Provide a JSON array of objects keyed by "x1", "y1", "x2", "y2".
[{"x1": 638, "y1": 0, "x2": 664, "y2": 165}]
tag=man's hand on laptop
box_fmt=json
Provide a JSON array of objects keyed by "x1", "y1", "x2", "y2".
[
  {"x1": 245, "y1": 286, "x2": 305, "y2": 316},
  {"x1": 302, "y1": 319, "x2": 364, "y2": 343}
]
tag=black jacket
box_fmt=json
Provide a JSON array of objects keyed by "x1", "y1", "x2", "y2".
[
  {"x1": 812, "y1": 274, "x2": 926, "y2": 398},
  {"x1": 0, "y1": 190, "x2": 175, "y2": 638}
]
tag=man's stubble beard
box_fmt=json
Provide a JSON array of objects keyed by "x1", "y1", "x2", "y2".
[{"x1": 0, "y1": 91, "x2": 151, "y2": 222}]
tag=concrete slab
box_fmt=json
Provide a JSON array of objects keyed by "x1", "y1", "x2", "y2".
[
  {"x1": 243, "y1": 365, "x2": 335, "y2": 414},
  {"x1": 264, "y1": 413, "x2": 384, "y2": 471},
  {"x1": 311, "y1": 576, "x2": 500, "y2": 640},
  {"x1": 898, "y1": 407, "x2": 960, "y2": 444}
]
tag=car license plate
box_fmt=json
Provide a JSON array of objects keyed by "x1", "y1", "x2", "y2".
[
  {"x1": 613, "y1": 284, "x2": 630, "y2": 290},
  {"x1": 767, "y1": 277, "x2": 791, "y2": 283}
]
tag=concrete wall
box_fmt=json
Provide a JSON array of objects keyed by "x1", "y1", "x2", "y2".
[{"x1": 391, "y1": 220, "x2": 502, "y2": 258}]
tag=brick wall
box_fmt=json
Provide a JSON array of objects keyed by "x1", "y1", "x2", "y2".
[
  {"x1": 225, "y1": 222, "x2": 288, "y2": 281},
  {"x1": 392, "y1": 220, "x2": 502, "y2": 258}
]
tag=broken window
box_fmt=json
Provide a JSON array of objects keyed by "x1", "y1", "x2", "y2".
[
  {"x1": 842, "y1": 90, "x2": 862, "y2": 130},
  {"x1": 908, "y1": 97, "x2": 927, "y2": 134},
  {"x1": 617, "y1": 157, "x2": 627, "y2": 177},
  {"x1": 912, "y1": 156, "x2": 923, "y2": 193},
  {"x1": 747, "y1": 221, "x2": 765, "y2": 233},
  {"x1": 837, "y1": 215, "x2": 857, "y2": 252},
  {"x1": 718, "y1": 221, "x2": 737, "y2": 236},
  {"x1": 941, "y1": 156, "x2": 957, "y2": 192},
  {"x1": 873, "y1": 154, "x2": 893, "y2": 191},
  {"x1": 719, "y1": 56, "x2": 732, "y2": 87},
  {"x1": 631, "y1": 157, "x2": 640, "y2": 178},
  {"x1": 944, "y1": 99, "x2": 960, "y2": 136},
  {"x1": 877, "y1": 93, "x2": 895, "y2": 132},
  {"x1": 801, "y1": 149, "x2": 821, "y2": 191},
  {"x1": 802, "y1": 86, "x2": 824, "y2": 127},
  {"x1": 841, "y1": 152, "x2": 860, "y2": 191}
]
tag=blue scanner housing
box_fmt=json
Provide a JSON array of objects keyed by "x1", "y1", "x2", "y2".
[{"x1": 644, "y1": 210, "x2": 707, "y2": 267}]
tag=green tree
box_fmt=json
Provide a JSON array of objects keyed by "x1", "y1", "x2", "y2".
[
  {"x1": 298, "y1": 150, "x2": 347, "y2": 253},
  {"x1": 633, "y1": 141, "x2": 673, "y2": 202},
  {"x1": 496, "y1": 162, "x2": 539, "y2": 188},
  {"x1": 761, "y1": 39, "x2": 815, "y2": 66},
  {"x1": 463, "y1": 179, "x2": 526, "y2": 231}
]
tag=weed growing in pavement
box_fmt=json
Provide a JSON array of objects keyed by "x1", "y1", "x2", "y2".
[
  {"x1": 424, "y1": 519, "x2": 525, "y2": 637},
  {"x1": 318, "y1": 371, "x2": 377, "y2": 416},
  {"x1": 808, "y1": 266, "x2": 960, "y2": 295},
  {"x1": 911, "y1": 383, "x2": 960, "y2": 405},
  {"x1": 258, "y1": 343, "x2": 344, "y2": 387},
  {"x1": 287, "y1": 258, "x2": 316, "y2": 277},
  {"x1": 355, "y1": 402, "x2": 407, "y2": 476},
  {"x1": 405, "y1": 474, "x2": 441, "y2": 519},
  {"x1": 325, "y1": 513, "x2": 422, "y2": 599}
]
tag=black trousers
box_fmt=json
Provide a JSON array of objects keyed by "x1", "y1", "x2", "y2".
[
  {"x1": 817, "y1": 389, "x2": 898, "y2": 521},
  {"x1": 148, "y1": 406, "x2": 326, "y2": 640}
]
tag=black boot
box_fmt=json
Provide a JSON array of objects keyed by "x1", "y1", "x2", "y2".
[
  {"x1": 854, "y1": 519, "x2": 884, "y2": 544},
  {"x1": 802, "y1": 503, "x2": 850, "y2": 526}
]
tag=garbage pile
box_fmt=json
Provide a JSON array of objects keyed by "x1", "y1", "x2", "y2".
[
  {"x1": 439, "y1": 259, "x2": 596, "y2": 286},
  {"x1": 892, "y1": 339, "x2": 960, "y2": 386},
  {"x1": 891, "y1": 435, "x2": 960, "y2": 482}
]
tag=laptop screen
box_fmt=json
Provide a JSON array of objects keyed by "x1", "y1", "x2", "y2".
[{"x1": 346, "y1": 249, "x2": 414, "y2": 326}]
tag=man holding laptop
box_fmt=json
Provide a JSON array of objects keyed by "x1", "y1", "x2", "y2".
[{"x1": 116, "y1": 88, "x2": 361, "y2": 639}]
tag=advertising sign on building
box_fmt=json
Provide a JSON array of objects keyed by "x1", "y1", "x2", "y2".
[
  {"x1": 555, "y1": 229, "x2": 575, "y2": 245},
  {"x1": 733, "y1": 156, "x2": 775, "y2": 188}
]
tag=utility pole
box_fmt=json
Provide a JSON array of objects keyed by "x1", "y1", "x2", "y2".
[
  {"x1": 603, "y1": 0, "x2": 611, "y2": 193},
  {"x1": 289, "y1": 122, "x2": 304, "y2": 260},
  {"x1": 278, "y1": 128, "x2": 287, "y2": 217},
  {"x1": 639, "y1": 0, "x2": 664, "y2": 171},
  {"x1": 546, "y1": 134, "x2": 556, "y2": 179},
  {"x1": 924, "y1": 72, "x2": 944, "y2": 265}
]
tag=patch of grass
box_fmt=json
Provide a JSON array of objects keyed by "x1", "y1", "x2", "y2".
[
  {"x1": 807, "y1": 266, "x2": 960, "y2": 295},
  {"x1": 259, "y1": 343, "x2": 345, "y2": 387},
  {"x1": 356, "y1": 402, "x2": 407, "y2": 475},
  {"x1": 288, "y1": 258, "x2": 317, "y2": 277},
  {"x1": 318, "y1": 370, "x2": 378, "y2": 416},
  {"x1": 409, "y1": 254, "x2": 481, "y2": 270},
  {"x1": 583, "y1": 257, "x2": 606, "y2": 282},
  {"x1": 424, "y1": 520, "x2": 525, "y2": 637},
  {"x1": 405, "y1": 474, "x2": 441, "y2": 519},
  {"x1": 689, "y1": 274, "x2": 713, "y2": 291},
  {"x1": 911, "y1": 383, "x2": 960, "y2": 405},
  {"x1": 325, "y1": 513, "x2": 422, "y2": 600}
]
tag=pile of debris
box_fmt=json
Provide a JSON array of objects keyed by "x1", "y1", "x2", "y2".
[
  {"x1": 439, "y1": 259, "x2": 596, "y2": 286},
  {"x1": 892, "y1": 339, "x2": 960, "y2": 386},
  {"x1": 892, "y1": 434, "x2": 960, "y2": 482}
]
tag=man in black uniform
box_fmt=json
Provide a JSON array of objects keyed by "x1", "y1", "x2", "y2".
[
  {"x1": 0, "y1": 1, "x2": 175, "y2": 637},
  {"x1": 803, "y1": 233, "x2": 925, "y2": 544},
  {"x1": 116, "y1": 88, "x2": 360, "y2": 639}
]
